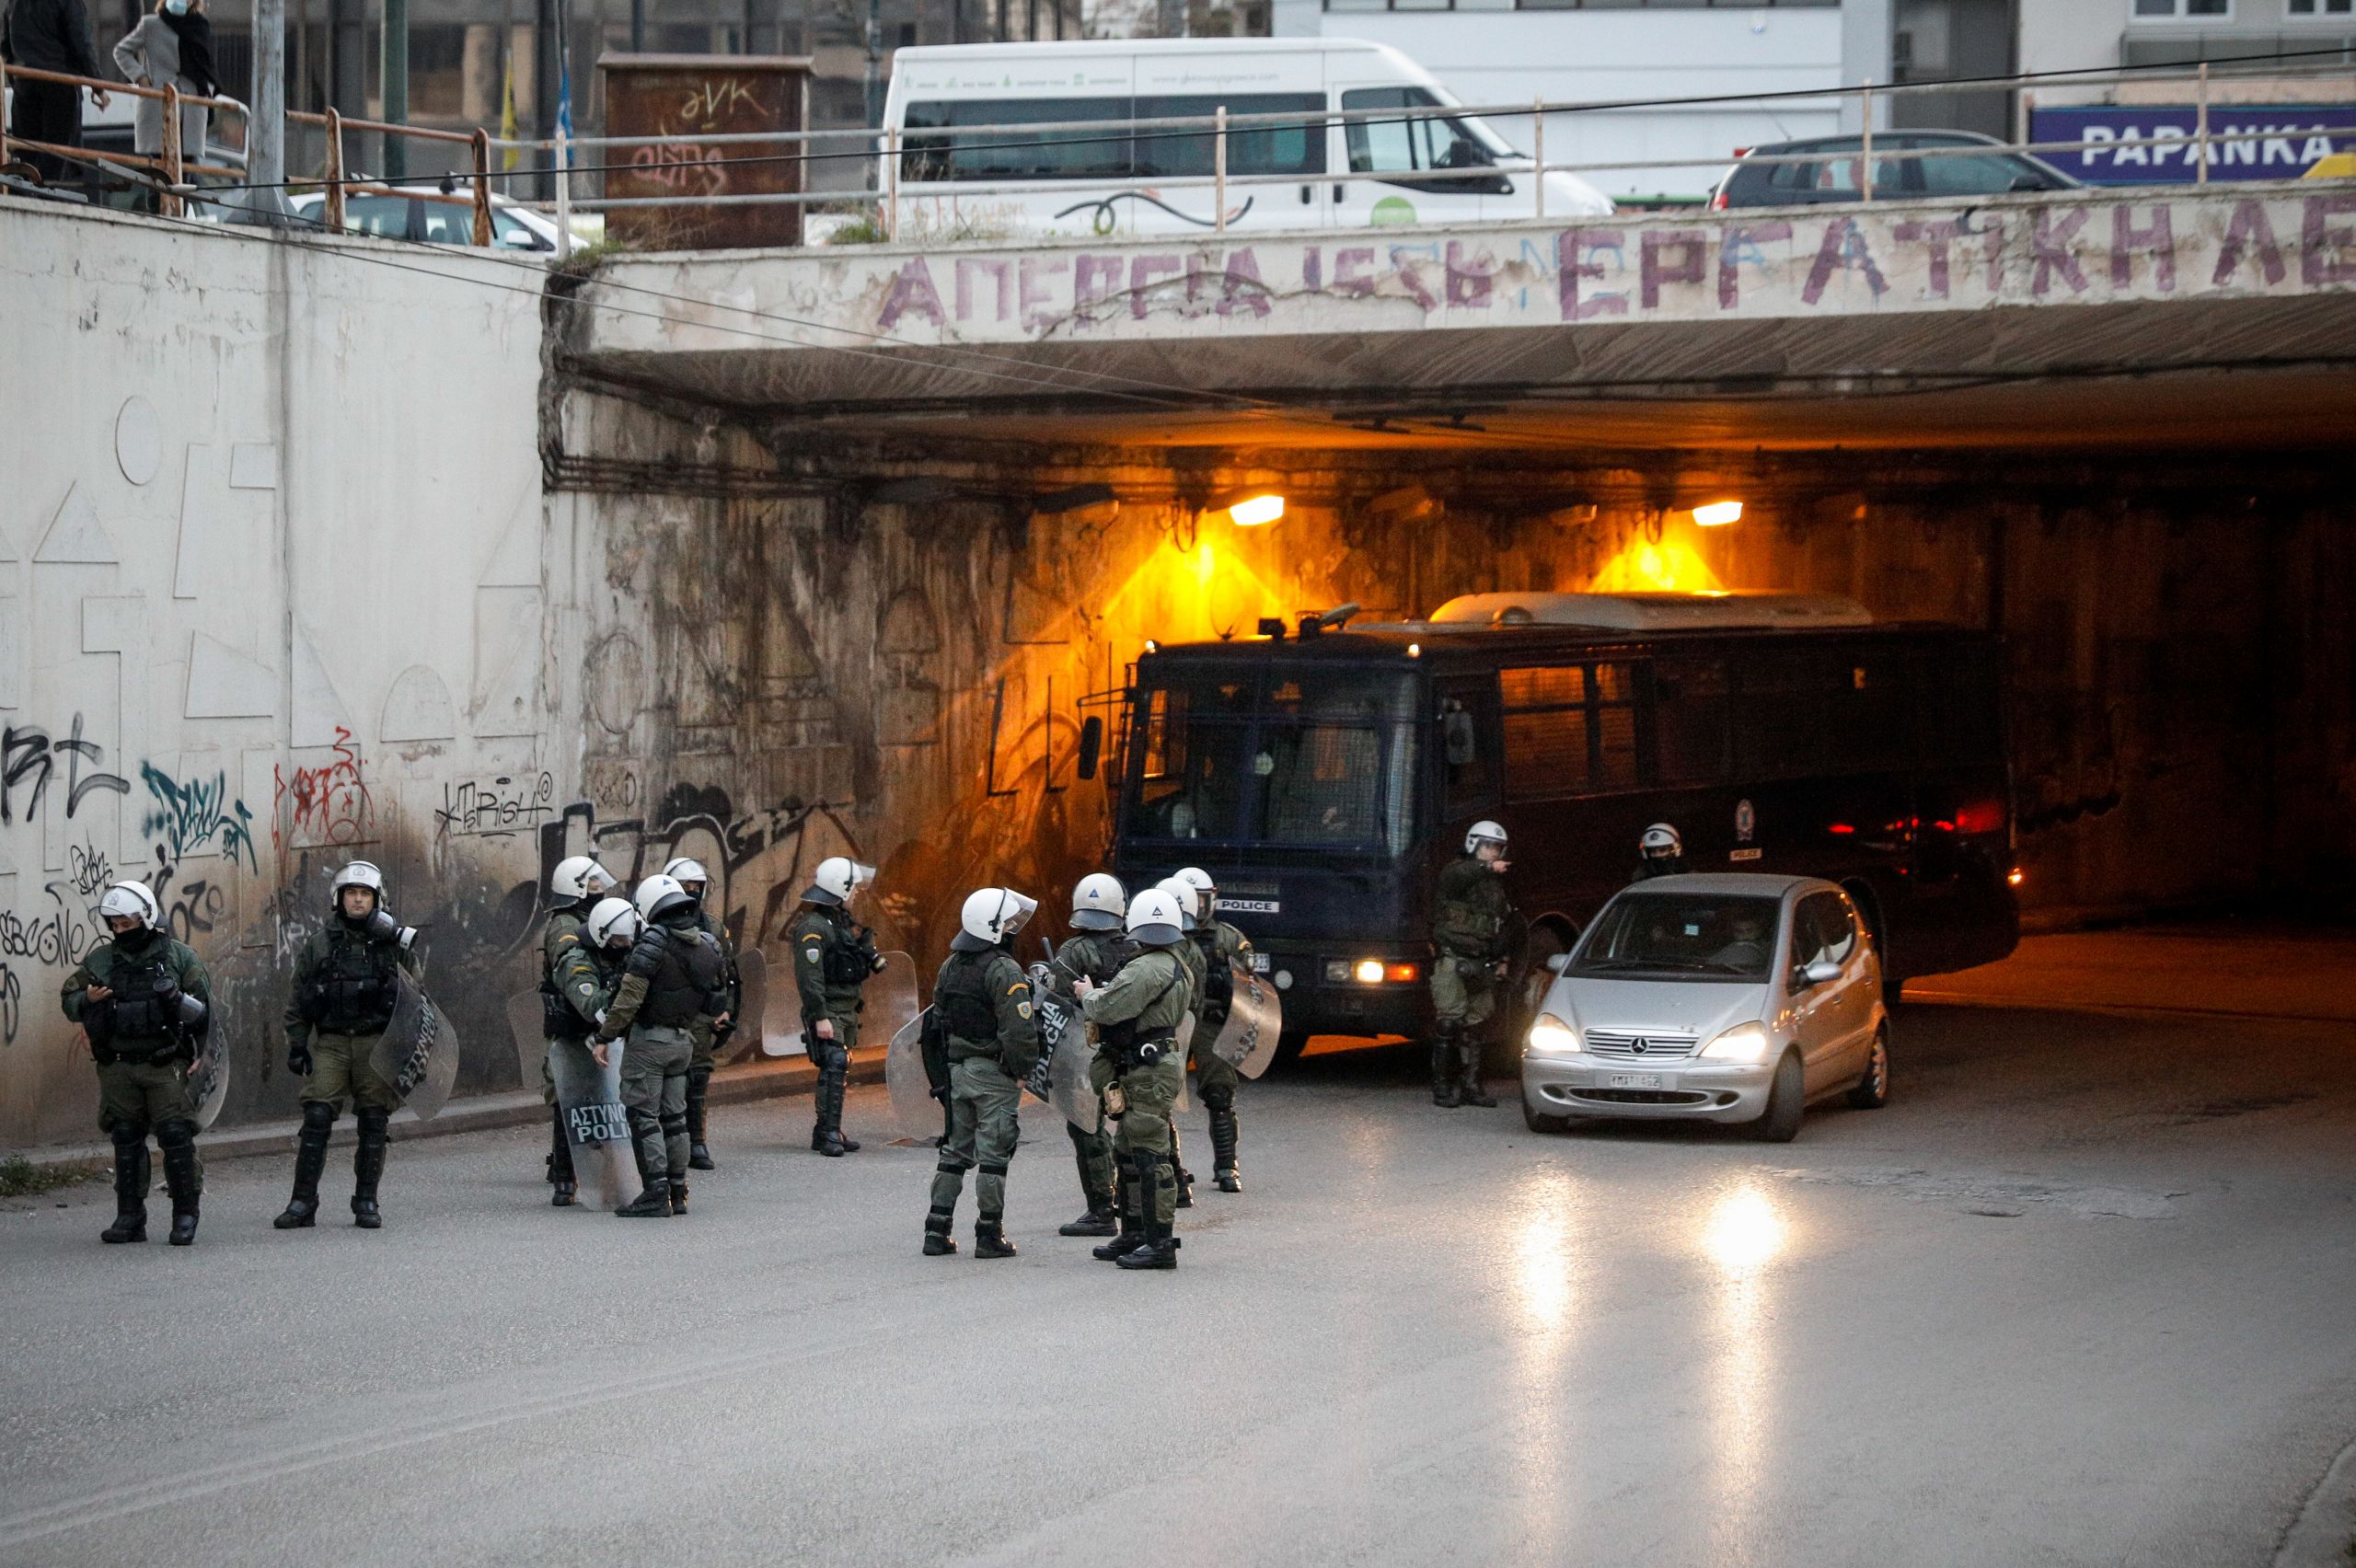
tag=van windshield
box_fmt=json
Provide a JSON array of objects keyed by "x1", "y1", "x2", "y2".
[{"x1": 1124, "y1": 665, "x2": 1418, "y2": 854}]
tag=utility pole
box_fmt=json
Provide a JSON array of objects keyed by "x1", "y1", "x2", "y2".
[
  {"x1": 382, "y1": 0, "x2": 409, "y2": 178},
  {"x1": 534, "y1": 0, "x2": 559, "y2": 200}
]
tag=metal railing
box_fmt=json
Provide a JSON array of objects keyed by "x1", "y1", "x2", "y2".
[
  {"x1": 9, "y1": 49, "x2": 2354, "y2": 251},
  {"x1": 0, "y1": 62, "x2": 247, "y2": 216}
]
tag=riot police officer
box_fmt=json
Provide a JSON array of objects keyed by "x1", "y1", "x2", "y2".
[
  {"x1": 1074, "y1": 888, "x2": 1194, "y2": 1271},
  {"x1": 276, "y1": 861, "x2": 419, "y2": 1229},
  {"x1": 595, "y1": 873, "x2": 727, "y2": 1218},
  {"x1": 544, "y1": 894, "x2": 637, "y2": 1206},
  {"x1": 1155, "y1": 877, "x2": 1206, "y2": 1208},
  {"x1": 61, "y1": 882, "x2": 212, "y2": 1246},
  {"x1": 1175, "y1": 865, "x2": 1253, "y2": 1193},
  {"x1": 790, "y1": 855, "x2": 885, "y2": 1158},
  {"x1": 539, "y1": 855, "x2": 616, "y2": 1205},
  {"x1": 661, "y1": 857, "x2": 739, "y2": 1172},
  {"x1": 921, "y1": 888, "x2": 1041, "y2": 1259},
  {"x1": 1429, "y1": 821, "x2": 1515, "y2": 1110},
  {"x1": 1045, "y1": 871, "x2": 1129, "y2": 1239},
  {"x1": 1633, "y1": 823, "x2": 1687, "y2": 881}
]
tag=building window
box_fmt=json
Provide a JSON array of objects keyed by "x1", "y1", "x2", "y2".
[
  {"x1": 2289, "y1": 0, "x2": 2355, "y2": 16},
  {"x1": 1329, "y1": 0, "x2": 1831, "y2": 10},
  {"x1": 2130, "y1": 0, "x2": 2231, "y2": 18}
]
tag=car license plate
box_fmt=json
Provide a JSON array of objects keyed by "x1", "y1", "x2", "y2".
[{"x1": 1608, "y1": 1073, "x2": 1663, "y2": 1090}]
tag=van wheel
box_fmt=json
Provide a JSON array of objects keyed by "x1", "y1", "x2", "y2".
[
  {"x1": 1846, "y1": 1027, "x2": 1891, "y2": 1110},
  {"x1": 1269, "y1": 1031, "x2": 1311, "y2": 1070},
  {"x1": 1750, "y1": 1052, "x2": 1805, "y2": 1143},
  {"x1": 1523, "y1": 1101, "x2": 1570, "y2": 1135}
]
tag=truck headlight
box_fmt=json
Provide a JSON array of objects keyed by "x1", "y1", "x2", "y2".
[
  {"x1": 1700, "y1": 1023, "x2": 1772, "y2": 1062},
  {"x1": 1525, "y1": 1013, "x2": 1580, "y2": 1058}
]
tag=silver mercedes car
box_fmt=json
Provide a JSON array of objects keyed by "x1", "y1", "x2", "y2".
[{"x1": 1519, "y1": 873, "x2": 1891, "y2": 1143}]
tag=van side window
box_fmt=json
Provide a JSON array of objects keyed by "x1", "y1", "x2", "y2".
[
  {"x1": 1651, "y1": 659, "x2": 1729, "y2": 785},
  {"x1": 1341, "y1": 86, "x2": 1504, "y2": 191},
  {"x1": 1135, "y1": 93, "x2": 1327, "y2": 178},
  {"x1": 904, "y1": 93, "x2": 1329, "y2": 182}
]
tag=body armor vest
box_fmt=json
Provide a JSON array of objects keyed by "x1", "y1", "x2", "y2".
[
  {"x1": 932, "y1": 950, "x2": 999, "y2": 1042},
  {"x1": 309, "y1": 928, "x2": 398, "y2": 1034},
  {"x1": 89, "y1": 945, "x2": 183, "y2": 1059}
]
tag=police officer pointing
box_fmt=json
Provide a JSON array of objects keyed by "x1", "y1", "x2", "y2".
[
  {"x1": 790, "y1": 856, "x2": 886, "y2": 1158},
  {"x1": 1429, "y1": 822, "x2": 1515, "y2": 1110},
  {"x1": 62, "y1": 882, "x2": 212, "y2": 1246}
]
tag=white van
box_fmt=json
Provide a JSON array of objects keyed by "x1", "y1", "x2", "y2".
[{"x1": 877, "y1": 37, "x2": 1611, "y2": 240}]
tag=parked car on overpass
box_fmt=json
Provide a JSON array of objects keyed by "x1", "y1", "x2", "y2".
[
  {"x1": 1708, "y1": 129, "x2": 2080, "y2": 210},
  {"x1": 287, "y1": 185, "x2": 586, "y2": 250},
  {"x1": 1520, "y1": 873, "x2": 1891, "y2": 1143}
]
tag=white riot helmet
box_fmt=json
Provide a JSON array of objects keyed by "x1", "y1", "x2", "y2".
[
  {"x1": 662, "y1": 857, "x2": 711, "y2": 892},
  {"x1": 804, "y1": 856, "x2": 874, "y2": 907},
  {"x1": 586, "y1": 895, "x2": 641, "y2": 950},
  {"x1": 633, "y1": 873, "x2": 694, "y2": 924},
  {"x1": 959, "y1": 887, "x2": 1038, "y2": 945},
  {"x1": 1465, "y1": 820, "x2": 1509, "y2": 855},
  {"x1": 1174, "y1": 866, "x2": 1217, "y2": 916},
  {"x1": 1157, "y1": 878, "x2": 1198, "y2": 932},
  {"x1": 333, "y1": 860, "x2": 386, "y2": 895},
  {"x1": 1069, "y1": 872, "x2": 1126, "y2": 931},
  {"x1": 98, "y1": 881, "x2": 160, "y2": 932},
  {"x1": 1641, "y1": 823, "x2": 1683, "y2": 860},
  {"x1": 550, "y1": 855, "x2": 615, "y2": 902},
  {"x1": 1126, "y1": 888, "x2": 1184, "y2": 948}
]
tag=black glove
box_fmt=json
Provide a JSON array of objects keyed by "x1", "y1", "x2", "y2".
[{"x1": 287, "y1": 1043, "x2": 312, "y2": 1078}]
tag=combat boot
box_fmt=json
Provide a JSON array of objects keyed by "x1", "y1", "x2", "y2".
[
  {"x1": 548, "y1": 1106, "x2": 577, "y2": 1206},
  {"x1": 687, "y1": 1066, "x2": 715, "y2": 1171},
  {"x1": 1457, "y1": 1046, "x2": 1497, "y2": 1109},
  {"x1": 159, "y1": 1122, "x2": 202, "y2": 1247},
  {"x1": 1115, "y1": 1157, "x2": 1180, "y2": 1270},
  {"x1": 974, "y1": 1220, "x2": 1017, "y2": 1259},
  {"x1": 923, "y1": 1209, "x2": 958, "y2": 1255},
  {"x1": 351, "y1": 1108, "x2": 390, "y2": 1228},
  {"x1": 1209, "y1": 1105, "x2": 1242, "y2": 1193},
  {"x1": 1058, "y1": 1207, "x2": 1118, "y2": 1238},
  {"x1": 1095, "y1": 1149, "x2": 1153, "y2": 1260},
  {"x1": 273, "y1": 1101, "x2": 335, "y2": 1228},
  {"x1": 616, "y1": 1181, "x2": 671, "y2": 1217},
  {"x1": 1430, "y1": 1038, "x2": 1461, "y2": 1108},
  {"x1": 668, "y1": 1177, "x2": 689, "y2": 1216},
  {"x1": 100, "y1": 1129, "x2": 147, "y2": 1243}
]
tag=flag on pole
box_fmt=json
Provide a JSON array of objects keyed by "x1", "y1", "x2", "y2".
[
  {"x1": 554, "y1": 0, "x2": 572, "y2": 170},
  {"x1": 499, "y1": 34, "x2": 519, "y2": 171}
]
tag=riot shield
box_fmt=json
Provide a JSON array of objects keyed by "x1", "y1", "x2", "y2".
[
  {"x1": 717, "y1": 948, "x2": 769, "y2": 1066},
  {"x1": 762, "y1": 948, "x2": 921, "y2": 1060},
  {"x1": 1022, "y1": 980, "x2": 1097, "y2": 1130},
  {"x1": 885, "y1": 1008, "x2": 941, "y2": 1140},
  {"x1": 505, "y1": 989, "x2": 544, "y2": 1084},
  {"x1": 368, "y1": 972, "x2": 462, "y2": 1120},
  {"x1": 1213, "y1": 959, "x2": 1286, "y2": 1079},
  {"x1": 185, "y1": 1011, "x2": 230, "y2": 1134},
  {"x1": 548, "y1": 1034, "x2": 641, "y2": 1210},
  {"x1": 1172, "y1": 1012, "x2": 1193, "y2": 1113}
]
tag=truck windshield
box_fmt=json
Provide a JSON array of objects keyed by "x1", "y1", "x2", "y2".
[{"x1": 1124, "y1": 665, "x2": 1419, "y2": 853}]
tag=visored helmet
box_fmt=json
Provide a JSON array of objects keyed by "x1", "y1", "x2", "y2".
[
  {"x1": 1126, "y1": 888, "x2": 1183, "y2": 947},
  {"x1": 98, "y1": 882, "x2": 160, "y2": 931},
  {"x1": 662, "y1": 857, "x2": 711, "y2": 891},
  {"x1": 1070, "y1": 871, "x2": 1126, "y2": 931},
  {"x1": 1641, "y1": 823, "x2": 1683, "y2": 859},
  {"x1": 1465, "y1": 820, "x2": 1508, "y2": 855},
  {"x1": 959, "y1": 887, "x2": 1038, "y2": 944},
  {"x1": 550, "y1": 855, "x2": 615, "y2": 901},
  {"x1": 633, "y1": 873, "x2": 694, "y2": 924},
  {"x1": 587, "y1": 895, "x2": 641, "y2": 949},
  {"x1": 333, "y1": 860, "x2": 386, "y2": 894},
  {"x1": 805, "y1": 856, "x2": 875, "y2": 907},
  {"x1": 1174, "y1": 866, "x2": 1217, "y2": 915},
  {"x1": 1157, "y1": 878, "x2": 1198, "y2": 932}
]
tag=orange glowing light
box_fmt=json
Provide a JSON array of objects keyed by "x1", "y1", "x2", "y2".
[
  {"x1": 1229, "y1": 494, "x2": 1286, "y2": 527},
  {"x1": 1692, "y1": 500, "x2": 1744, "y2": 527},
  {"x1": 1588, "y1": 540, "x2": 1725, "y2": 594},
  {"x1": 2008, "y1": 869, "x2": 2025, "y2": 886}
]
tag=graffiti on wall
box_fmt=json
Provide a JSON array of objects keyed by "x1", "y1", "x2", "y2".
[
  {"x1": 273, "y1": 727, "x2": 374, "y2": 847},
  {"x1": 140, "y1": 762, "x2": 260, "y2": 870},
  {"x1": 2, "y1": 714, "x2": 131, "y2": 824},
  {"x1": 434, "y1": 771, "x2": 557, "y2": 837}
]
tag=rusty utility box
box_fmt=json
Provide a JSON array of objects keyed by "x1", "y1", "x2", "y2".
[{"x1": 598, "y1": 53, "x2": 813, "y2": 251}]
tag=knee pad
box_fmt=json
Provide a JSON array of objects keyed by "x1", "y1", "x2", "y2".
[
  {"x1": 659, "y1": 1112, "x2": 688, "y2": 1136},
  {"x1": 627, "y1": 1106, "x2": 663, "y2": 1140},
  {"x1": 687, "y1": 1064, "x2": 713, "y2": 1087},
  {"x1": 299, "y1": 1101, "x2": 339, "y2": 1133},
  {"x1": 935, "y1": 1153, "x2": 973, "y2": 1176},
  {"x1": 818, "y1": 1043, "x2": 849, "y2": 1074},
  {"x1": 977, "y1": 1160, "x2": 1010, "y2": 1178},
  {"x1": 155, "y1": 1118, "x2": 198, "y2": 1152},
  {"x1": 110, "y1": 1124, "x2": 147, "y2": 1153},
  {"x1": 1199, "y1": 1084, "x2": 1235, "y2": 1113},
  {"x1": 355, "y1": 1106, "x2": 390, "y2": 1133}
]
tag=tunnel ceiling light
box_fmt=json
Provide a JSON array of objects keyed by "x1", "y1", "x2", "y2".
[
  {"x1": 1692, "y1": 500, "x2": 1745, "y2": 527},
  {"x1": 1228, "y1": 493, "x2": 1286, "y2": 527}
]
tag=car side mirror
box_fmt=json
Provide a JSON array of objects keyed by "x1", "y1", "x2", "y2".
[
  {"x1": 1545, "y1": 952, "x2": 1571, "y2": 974},
  {"x1": 1075, "y1": 715, "x2": 1103, "y2": 780},
  {"x1": 1802, "y1": 959, "x2": 1842, "y2": 986},
  {"x1": 1443, "y1": 709, "x2": 1475, "y2": 767}
]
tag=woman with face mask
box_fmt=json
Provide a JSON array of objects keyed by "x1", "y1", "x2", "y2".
[{"x1": 110, "y1": 0, "x2": 214, "y2": 172}]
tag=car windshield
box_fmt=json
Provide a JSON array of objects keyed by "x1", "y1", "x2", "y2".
[
  {"x1": 1572, "y1": 893, "x2": 1784, "y2": 981},
  {"x1": 1123, "y1": 665, "x2": 1418, "y2": 852}
]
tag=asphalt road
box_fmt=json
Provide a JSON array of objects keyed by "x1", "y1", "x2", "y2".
[{"x1": 4, "y1": 928, "x2": 2354, "y2": 1568}]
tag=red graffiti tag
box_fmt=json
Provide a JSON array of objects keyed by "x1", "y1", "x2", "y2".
[{"x1": 272, "y1": 727, "x2": 374, "y2": 848}]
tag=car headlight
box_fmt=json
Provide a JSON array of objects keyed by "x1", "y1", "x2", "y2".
[
  {"x1": 1699, "y1": 1023, "x2": 1772, "y2": 1062},
  {"x1": 1525, "y1": 1013, "x2": 1580, "y2": 1058}
]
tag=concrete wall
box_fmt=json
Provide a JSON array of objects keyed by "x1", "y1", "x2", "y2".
[{"x1": 0, "y1": 203, "x2": 549, "y2": 1149}]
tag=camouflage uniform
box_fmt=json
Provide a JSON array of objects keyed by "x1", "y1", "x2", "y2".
[
  {"x1": 1080, "y1": 945, "x2": 1193, "y2": 1265},
  {"x1": 1429, "y1": 854, "x2": 1514, "y2": 1107},
  {"x1": 791, "y1": 900, "x2": 881, "y2": 1156},
  {"x1": 922, "y1": 940, "x2": 1040, "y2": 1257}
]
